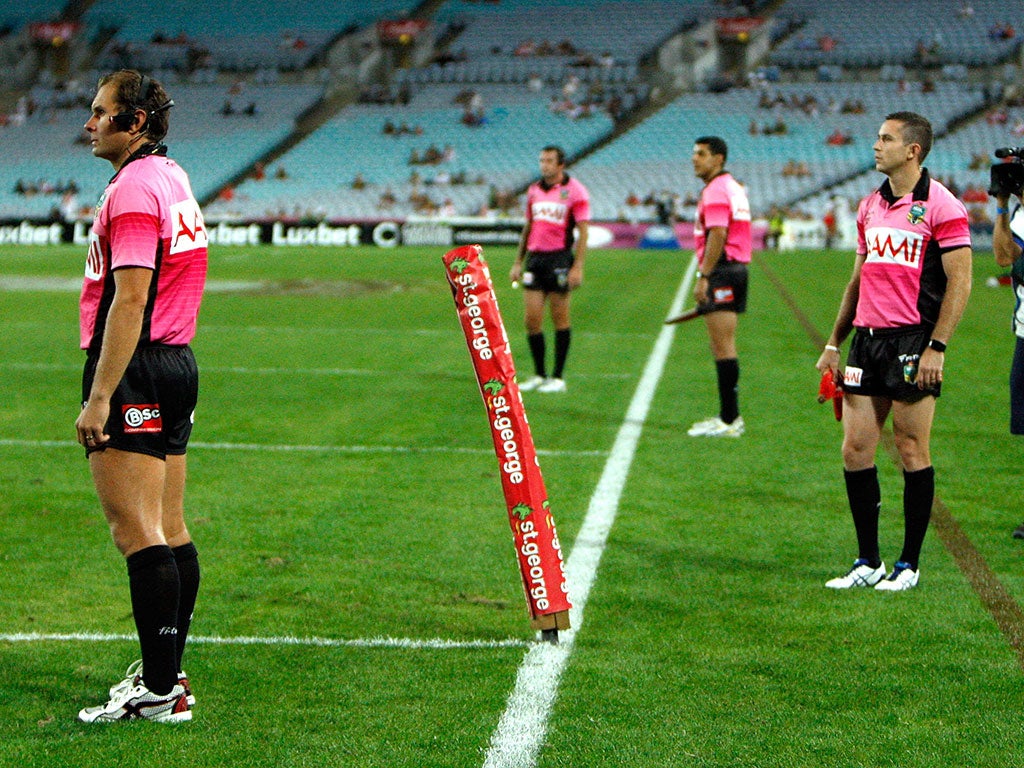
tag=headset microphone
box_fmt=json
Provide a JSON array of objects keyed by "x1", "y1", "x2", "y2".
[{"x1": 109, "y1": 74, "x2": 173, "y2": 132}]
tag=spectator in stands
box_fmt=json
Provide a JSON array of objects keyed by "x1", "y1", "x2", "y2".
[
  {"x1": 351, "y1": 173, "x2": 366, "y2": 190},
  {"x1": 826, "y1": 128, "x2": 853, "y2": 146},
  {"x1": 510, "y1": 145, "x2": 590, "y2": 394},
  {"x1": 378, "y1": 188, "x2": 396, "y2": 210},
  {"x1": 274, "y1": 165, "x2": 288, "y2": 180}
]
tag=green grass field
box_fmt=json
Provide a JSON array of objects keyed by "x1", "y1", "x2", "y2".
[{"x1": 1, "y1": 242, "x2": 1022, "y2": 767}]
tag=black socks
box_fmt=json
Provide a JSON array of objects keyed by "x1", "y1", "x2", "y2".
[
  {"x1": 172, "y1": 542, "x2": 201, "y2": 673},
  {"x1": 715, "y1": 358, "x2": 740, "y2": 424},
  {"x1": 127, "y1": 545, "x2": 180, "y2": 695},
  {"x1": 844, "y1": 466, "x2": 882, "y2": 568},
  {"x1": 900, "y1": 466, "x2": 935, "y2": 570}
]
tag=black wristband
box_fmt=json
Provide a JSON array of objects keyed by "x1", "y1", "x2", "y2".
[{"x1": 927, "y1": 338, "x2": 947, "y2": 353}]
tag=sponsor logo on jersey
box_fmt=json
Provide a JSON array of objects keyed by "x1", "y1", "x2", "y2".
[
  {"x1": 85, "y1": 231, "x2": 104, "y2": 280},
  {"x1": 169, "y1": 198, "x2": 208, "y2": 255},
  {"x1": 907, "y1": 202, "x2": 926, "y2": 225},
  {"x1": 864, "y1": 226, "x2": 925, "y2": 268},
  {"x1": 532, "y1": 201, "x2": 568, "y2": 225},
  {"x1": 844, "y1": 366, "x2": 863, "y2": 387},
  {"x1": 123, "y1": 404, "x2": 162, "y2": 433}
]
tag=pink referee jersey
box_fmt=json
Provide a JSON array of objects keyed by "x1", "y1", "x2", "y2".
[
  {"x1": 81, "y1": 153, "x2": 208, "y2": 351},
  {"x1": 855, "y1": 171, "x2": 971, "y2": 329},
  {"x1": 694, "y1": 172, "x2": 752, "y2": 266},
  {"x1": 525, "y1": 175, "x2": 590, "y2": 253}
]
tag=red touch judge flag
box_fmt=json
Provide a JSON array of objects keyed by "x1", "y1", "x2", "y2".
[{"x1": 442, "y1": 245, "x2": 571, "y2": 630}]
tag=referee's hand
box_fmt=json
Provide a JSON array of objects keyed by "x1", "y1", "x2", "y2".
[{"x1": 917, "y1": 347, "x2": 944, "y2": 389}]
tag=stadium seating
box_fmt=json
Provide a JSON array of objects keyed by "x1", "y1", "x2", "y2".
[
  {"x1": 0, "y1": 83, "x2": 324, "y2": 219},
  {"x1": 573, "y1": 80, "x2": 988, "y2": 221},
  {"x1": 770, "y1": 0, "x2": 1021, "y2": 68}
]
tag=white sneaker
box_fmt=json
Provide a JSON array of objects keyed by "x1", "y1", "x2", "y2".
[
  {"x1": 109, "y1": 659, "x2": 195, "y2": 708},
  {"x1": 688, "y1": 415, "x2": 744, "y2": 437},
  {"x1": 825, "y1": 558, "x2": 887, "y2": 589},
  {"x1": 537, "y1": 377, "x2": 567, "y2": 393},
  {"x1": 687, "y1": 417, "x2": 719, "y2": 435},
  {"x1": 518, "y1": 375, "x2": 545, "y2": 391},
  {"x1": 79, "y1": 681, "x2": 191, "y2": 723},
  {"x1": 874, "y1": 562, "x2": 919, "y2": 591}
]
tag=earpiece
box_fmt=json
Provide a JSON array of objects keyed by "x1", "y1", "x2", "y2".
[{"x1": 109, "y1": 74, "x2": 173, "y2": 132}]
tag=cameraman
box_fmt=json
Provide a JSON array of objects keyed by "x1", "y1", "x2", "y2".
[{"x1": 991, "y1": 154, "x2": 1024, "y2": 536}]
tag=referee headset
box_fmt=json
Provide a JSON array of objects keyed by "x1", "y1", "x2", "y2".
[{"x1": 110, "y1": 74, "x2": 174, "y2": 136}]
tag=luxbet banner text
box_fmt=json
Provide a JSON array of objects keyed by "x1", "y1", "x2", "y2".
[{"x1": 442, "y1": 245, "x2": 571, "y2": 631}]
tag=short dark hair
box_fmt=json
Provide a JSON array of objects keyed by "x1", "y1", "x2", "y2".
[
  {"x1": 885, "y1": 111, "x2": 932, "y2": 162},
  {"x1": 695, "y1": 135, "x2": 728, "y2": 162},
  {"x1": 541, "y1": 145, "x2": 565, "y2": 165},
  {"x1": 98, "y1": 69, "x2": 171, "y2": 142}
]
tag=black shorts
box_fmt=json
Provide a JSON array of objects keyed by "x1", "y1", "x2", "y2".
[
  {"x1": 523, "y1": 249, "x2": 574, "y2": 294},
  {"x1": 82, "y1": 345, "x2": 198, "y2": 459},
  {"x1": 702, "y1": 260, "x2": 748, "y2": 314},
  {"x1": 844, "y1": 326, "x2": 937, "y2": 402}
]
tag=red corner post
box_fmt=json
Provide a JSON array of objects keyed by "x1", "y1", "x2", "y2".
[{"x1": 442, "y1": 245, "x2": 572, "y2": 633}]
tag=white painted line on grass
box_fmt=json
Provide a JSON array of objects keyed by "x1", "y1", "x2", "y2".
[
  {"x1": 1, "y1": 361, "x2": 634, "y2": 380},
  {"x1": 0, "y1": 438, "x2": 606, "y2": 459},
  {"x1": 481, "y1": 258, "x2": 697, "y2": 768},
  {"x1": 0, "y1": 632, "x2": 531, "y2": 651}
]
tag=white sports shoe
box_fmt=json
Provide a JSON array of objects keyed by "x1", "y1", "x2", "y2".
[
  {"x1": 537, "y1": 377, "x2": 567, "y2": 393},
  {"x1": 688, "y1": 415, "x2": 744, "y2": 437},
  {"x1": 825, "y1": 558, "x2": 887, "y2": 589},
  {"x1": 874, "y1": 562, "x2": 919, "y2": 591},
  {"x1": 109, "y1": 659, "x2": 195, "y2": 707},
  {"x1": 518, "y1": 375, "x2": 545, "y2": 391},
  {"x1": 79, "y1": 681, "x2": 191, "y2": 723}
]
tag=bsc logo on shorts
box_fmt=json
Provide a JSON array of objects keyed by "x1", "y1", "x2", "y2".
[
  {"x1": 713, "y1": 286, "x2": 735, "y2": 304},
  {"x1": 123, "y1": 404, "x2": 162, "y2": 434}
]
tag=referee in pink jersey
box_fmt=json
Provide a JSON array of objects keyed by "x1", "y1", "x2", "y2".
[
  {"x1": 510, "y1": 145, "x2": 590, "y2": 394},
  {"x1": 686, "y1": 136, "x2": 752, "y2": 439},
  {"x1": 76, "y1": 70, "x2": 207, "y2": 722},
  {"x1": 817, "y1": 112, "x2": 972, "y2": 592}
]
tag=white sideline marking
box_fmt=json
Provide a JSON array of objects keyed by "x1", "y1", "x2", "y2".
[
  {"x1": 0, "y1": 438, "x2": 606, "y2": 459},
  {"x1": 481, "y1": 259, "x2": 697, "y2": 768},
  {"x1": 0, "y1": 632, "x2": 531, "y2": 651},
  {"x1": 1, "y1": 361, "x2": 633, "y2": 380}
]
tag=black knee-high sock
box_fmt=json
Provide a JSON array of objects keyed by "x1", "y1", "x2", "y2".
[
  {"x1": 552, "y1": 328, "x2": 571, "y2": 379},
  {"x1": 844, "y1": 466, "x2": 881, "y2": 567},
  {"x1": 900, "y1": 466, "x2": 935, "y2": 570},
  {"x1": 127, "y1": 545, "x2": 180, "y2": 695},
  {"x1": 715, "y1": 358, "x2": 740, "y2": 424},
  {"x1": 528, "y1": 332, "x2": 546, "y2": 378},
  {"x1": 172, "y1": 543, "x2": 200, "y2": 673}
]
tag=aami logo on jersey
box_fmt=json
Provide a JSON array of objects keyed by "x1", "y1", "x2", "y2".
[
  {"x1": 864, "y1": 226, "x2": 925, "y2": 268},
  {"x1": 122, "y1": 404, "x2": 162, "y2": 433},
  {"x1": 169, "y1": 198, "x2": 208, "y2": 255},
  {"x1": 532, "y1": 201, "x2": 568, "y2": 225}
]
